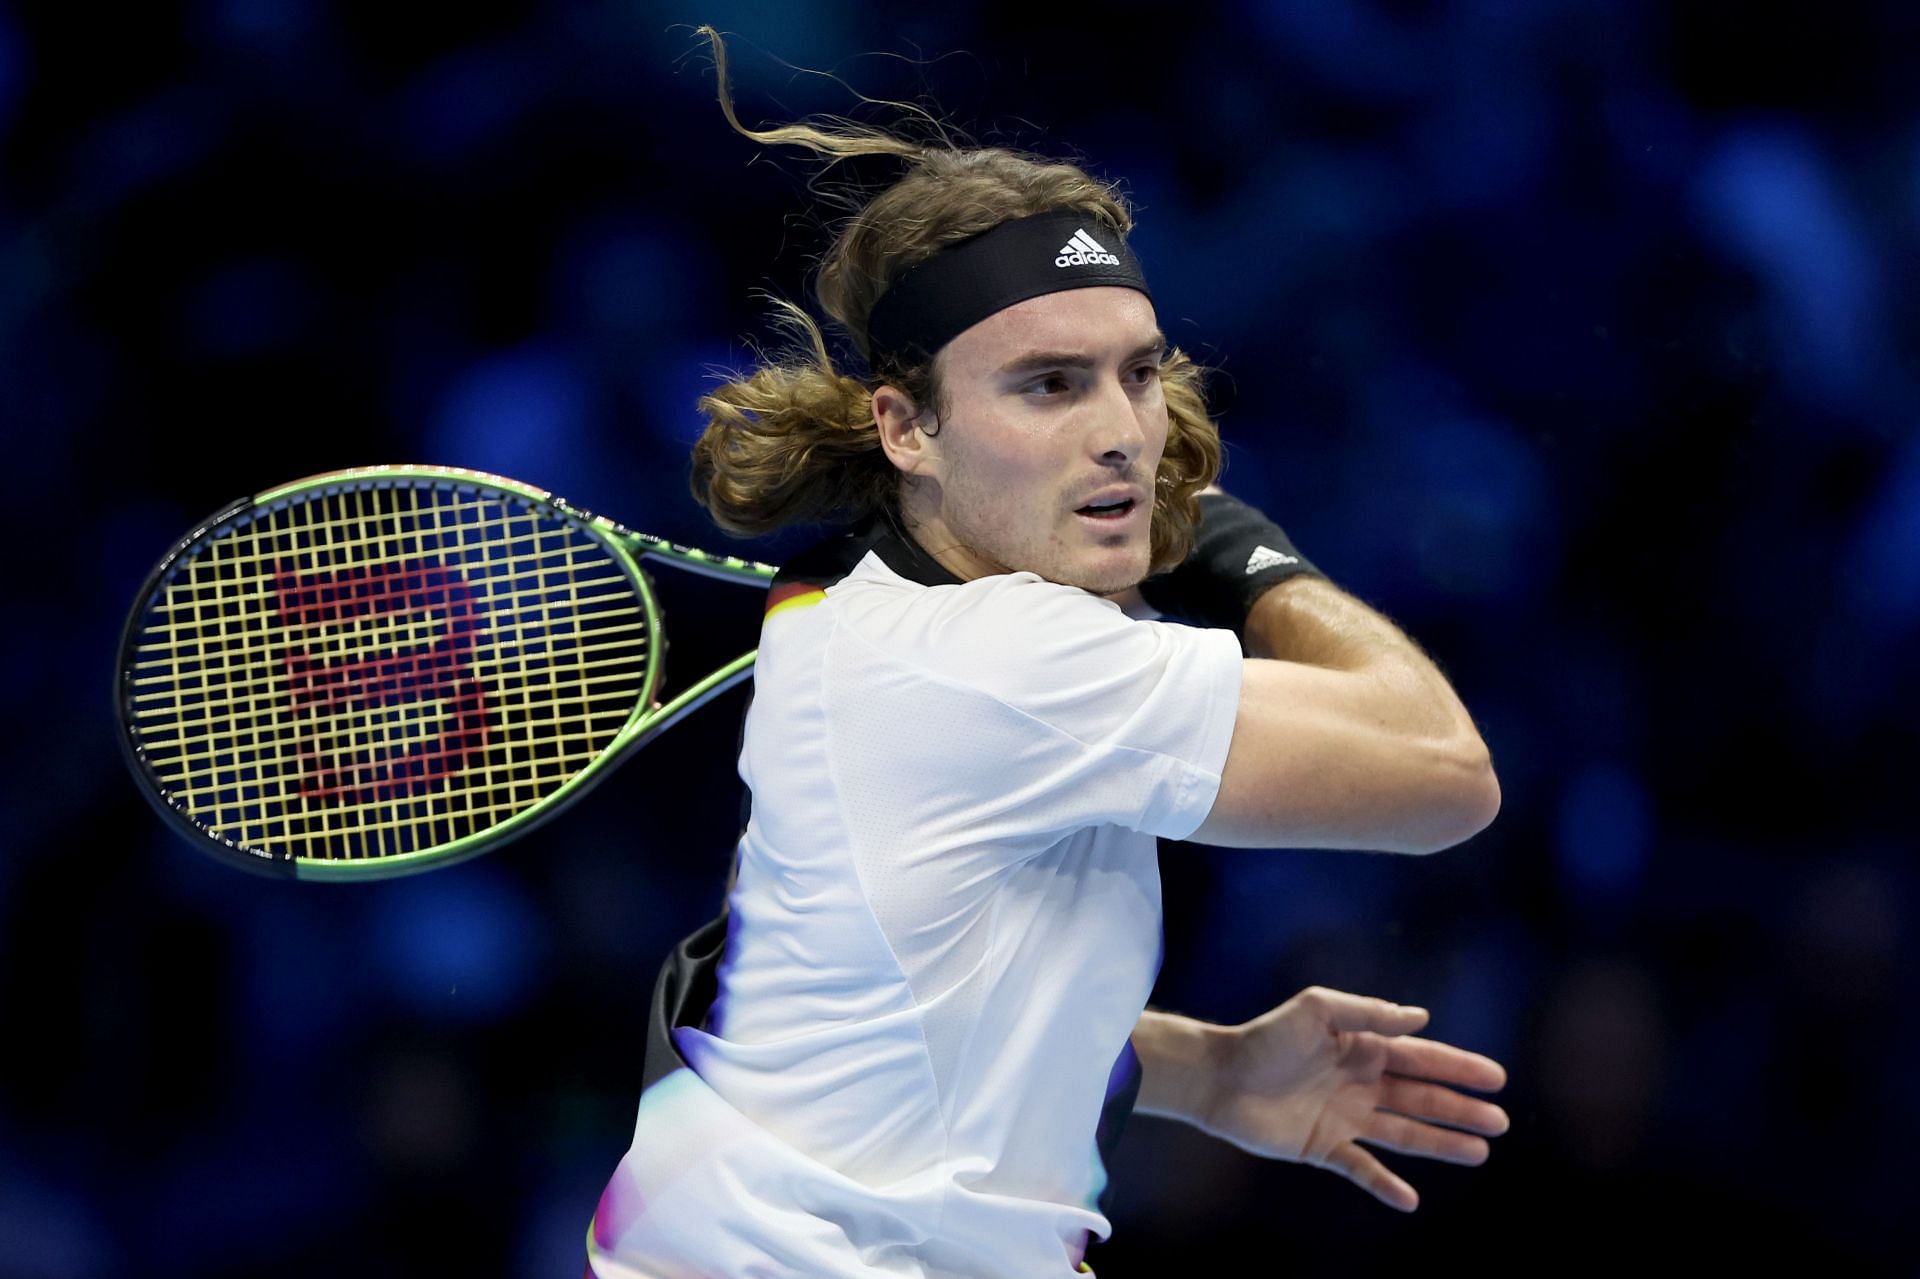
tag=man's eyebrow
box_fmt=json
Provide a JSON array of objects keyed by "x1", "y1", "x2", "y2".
[{"x1": 996, "y1": 332, "x2": 1167, "y2": 377}]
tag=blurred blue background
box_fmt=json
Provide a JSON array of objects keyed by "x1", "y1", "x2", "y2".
[{"x1": 3, "y1": 2, "x2": 1915, "y2": 1274}]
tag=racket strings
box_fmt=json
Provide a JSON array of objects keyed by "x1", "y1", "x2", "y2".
[{"x1": 125, "y1": 482, "x2": 653, "y2": 862}]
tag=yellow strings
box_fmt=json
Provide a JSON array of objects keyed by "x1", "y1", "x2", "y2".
[{"x1": 126, "y1": 484, "x2": 648, "y2": 860}]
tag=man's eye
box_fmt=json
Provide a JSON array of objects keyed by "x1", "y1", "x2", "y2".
[
  {"x1": 1031, "y1": 375, "x2": 1071, "y2": 394},
  {"x1": 1130, "y1": 363, "x2": 1160, "y2": 384}
]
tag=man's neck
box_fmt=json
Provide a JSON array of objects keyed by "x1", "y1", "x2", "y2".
[
  {"x1": 859, "y1": 511, "x2": 966, "y2": 588},
  {"x1": 894, "y1": 489, "x2": 1005, "y2": 583}
]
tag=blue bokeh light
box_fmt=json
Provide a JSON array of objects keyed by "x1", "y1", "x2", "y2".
[
  {"x1": 365, "y1": 866, "x2": 548, "y2": 1023},
  {"x1": 1325, "y1": 371, "x2": 1556, "y2": 605},
  {"x1": 182, "y1": 256, "x2": 315, "y2": 357},
  {"x1": 399, "y1": 42, "x2": 536, "y2": 163},
  {"x1": 428, "y1": 343, "x2": 600, "y2": 495},
  {"x1": 68, "y1": 89, "x2": 223, "y2": 208},
  {"x1": 1694, "y1": 126, "x2": 1879, "y2": 410},
  {"x1": 0, "y1": 1159, "x2": 116, "y2": 1278},
  {"x1": 192, "y1": 0, "x2": 319, "y2": 50},
  {"x1": 1554, "y1": 760, "x2": 1653, "y2": 910},
  {"x1": 1843, "y1": 431, "x2": 1920, "y2": 631}
]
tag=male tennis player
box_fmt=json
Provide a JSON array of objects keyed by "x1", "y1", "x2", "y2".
[{"x1": 585, "y1": 31, "x2": 1506, "y2": 1278}]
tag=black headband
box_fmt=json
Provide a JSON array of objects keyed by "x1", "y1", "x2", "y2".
[{"x1": 863, "y1": 208, "x2": 1153, "y2": 368}]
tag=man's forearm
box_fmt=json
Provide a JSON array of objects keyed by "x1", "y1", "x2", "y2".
[
  {"x1": 1130, "y1": 1008, "x2": 1227, "y2": 1125},
  {"x1": 1244, "y1": 575, "x2": 1484, "y2": 748}
]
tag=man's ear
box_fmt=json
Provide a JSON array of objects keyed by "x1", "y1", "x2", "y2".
[{"x1": 873, "y1": 383, "x2": 939, "y2": 479}]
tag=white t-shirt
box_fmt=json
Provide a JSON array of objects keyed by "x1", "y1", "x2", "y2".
[{"x1": 587, "y1": 521, "x2": 1244, "y2": 1279}]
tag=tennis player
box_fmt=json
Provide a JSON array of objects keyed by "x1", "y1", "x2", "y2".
[{"x1": 585, "y1": 33, "x2": 1507, "y2": 1278}]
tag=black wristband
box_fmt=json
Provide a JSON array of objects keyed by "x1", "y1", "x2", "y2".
[{"x1": 1138, "y1": 491, "x2": 1324, "y2": 634}]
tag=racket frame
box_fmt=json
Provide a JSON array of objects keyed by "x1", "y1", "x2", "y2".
[{"x1": 116, "y1": 465, "x2": 774, "y2": 882}]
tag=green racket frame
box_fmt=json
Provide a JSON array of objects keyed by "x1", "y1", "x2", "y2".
[{"x1": 116, "y1": 465, "x2": 776, "y2": 881}]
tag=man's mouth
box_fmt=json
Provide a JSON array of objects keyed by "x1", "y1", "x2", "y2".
[{"x1": 1075, "y1": 498, "x2": 1137, "y2": 519}]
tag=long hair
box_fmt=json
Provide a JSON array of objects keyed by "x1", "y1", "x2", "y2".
[{"x1": 687, "y1": 27, "x2": 1222, "y2": 572}]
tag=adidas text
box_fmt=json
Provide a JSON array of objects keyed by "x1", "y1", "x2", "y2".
[{"x1": 1056, "y1": 228, "x2": 1121, "y2": 268}]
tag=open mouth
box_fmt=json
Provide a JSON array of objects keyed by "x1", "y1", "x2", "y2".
[{"x1": 1075, "y1": 498, "x2": 1136, "y2": 520}]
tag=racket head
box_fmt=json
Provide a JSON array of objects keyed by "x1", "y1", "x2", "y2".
[{"x1": 116, "y1": 465, "x2": 666, "y2": 881}]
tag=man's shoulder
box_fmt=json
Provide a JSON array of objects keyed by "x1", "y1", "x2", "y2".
[
  {"x1": 776, "y1": 520, "x2": 1112, "y2": 627},
  {"x1": 769, "y1": 520, "x2": 1171, "y2": 694},
  {"x1": 838, "y1": 554, "x2": 1113, "y2": 626},
  {"x1": 830, "y1": 562, "x2": 1151, "y2": 712}
]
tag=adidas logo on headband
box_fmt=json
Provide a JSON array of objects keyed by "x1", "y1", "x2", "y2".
[
  {"x1": 1055, "y1": 228, "x2": 1122, "y2": 268},
  {"x1": 865, "y1": 211, "x2": 1152, "y2": 364}
]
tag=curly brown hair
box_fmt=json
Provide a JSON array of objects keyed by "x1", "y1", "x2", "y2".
[{"x1": 687, "y1": 27, "x2": 1222, "y2": 573}]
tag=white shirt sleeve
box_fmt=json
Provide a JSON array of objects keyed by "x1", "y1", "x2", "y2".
[{"x1": 827, "y1": 570, "x2": 1245, "y2": 843}]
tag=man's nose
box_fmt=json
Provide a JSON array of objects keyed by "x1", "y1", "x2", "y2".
[{"x1": 1092, "y1": 377, "x2": 1146, "y2": 465}]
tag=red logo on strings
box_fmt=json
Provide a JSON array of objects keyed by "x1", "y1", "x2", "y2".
[{"x1": 274, "y1": 560, "x2": 490, "y2": 804}]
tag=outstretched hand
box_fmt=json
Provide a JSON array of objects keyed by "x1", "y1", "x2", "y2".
[{"x1": 1194, "y1": 986, "x2": 1509, "y2": 1212}]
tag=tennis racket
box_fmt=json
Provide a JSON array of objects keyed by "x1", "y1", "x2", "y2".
[{"x1": 116, "y1": 464, "x2": 777, "y2": 881}]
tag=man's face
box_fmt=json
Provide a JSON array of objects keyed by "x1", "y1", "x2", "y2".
[{"x1": 902, "y1": 286, "x2": 1168, "y2": 594}]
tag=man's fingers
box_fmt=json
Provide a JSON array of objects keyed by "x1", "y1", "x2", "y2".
[
  {"x1": 1317, "y1": 1141, "x2": 1419, "y2": 1213},
  {"x1": 1358, "y1": 1108, "x2": 1493, "y2": 1167},
  {"x1": 1380, "y1": 1035, "x2": 1509, "y2": 1092},
  {"x1": 1376, "y1": 1075, "x2": 1511, "y2": 1138},
  {"x1": 1296, "y1": 986, "x2": 1432, "y2": 1037}
]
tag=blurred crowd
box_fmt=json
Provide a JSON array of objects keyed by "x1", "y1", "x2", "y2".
[{"x1": 0, "y1": 2, "x2": 1912, "y2": 1274}]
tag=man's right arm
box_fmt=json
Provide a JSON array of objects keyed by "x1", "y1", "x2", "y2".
[{"x1": 1187, "y1": 575, "x2": 1500, "y2": 853}]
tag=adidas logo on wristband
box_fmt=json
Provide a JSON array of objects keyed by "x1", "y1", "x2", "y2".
[
  {"x1": 1055, "y1": 228, "x2": 1121, "y2": 267},
  {"x1": 1245, "y1": 545, "x2": 1300, "y2": 574}
]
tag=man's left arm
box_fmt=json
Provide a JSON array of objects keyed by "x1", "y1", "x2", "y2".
[
  {"x1": 1116, "y1": 493, "x2": 1505, "y2": 1207},
  {"x1": 1129, "y1": 993, "x2": 1509, "y2": 1212}
]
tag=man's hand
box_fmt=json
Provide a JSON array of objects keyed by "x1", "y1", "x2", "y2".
[{"x1": 1136, "y1": 989, "x2": 1509, "y2": 1212}]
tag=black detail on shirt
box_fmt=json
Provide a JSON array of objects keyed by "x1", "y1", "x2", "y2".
[{"x1": 769, "y1": 514, "x2": 964, "y2": 594}]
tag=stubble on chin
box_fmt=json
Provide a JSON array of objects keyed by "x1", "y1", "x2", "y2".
[
  {"x1": 937, "y1": 499, "x2": 1150, "y2": 593},
  {"x1": 1044, "y1": 542, "x2": 1153, "y2": 596},
  {"x1": 1073, "y1": 567, "x2": 1150, "y2": 596}
]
